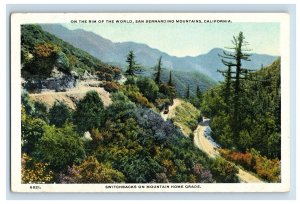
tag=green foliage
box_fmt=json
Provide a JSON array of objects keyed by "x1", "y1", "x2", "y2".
[
  {"x1": 22, "y1": 153, "x2": 54, "y2": 184},
  {"x1": 159, "y1": 69, "x2": 216, "y2": 97},
  {"x1": 210, "y1": 157, "x2": 239, "y2": 183},
  {"x1": 168, "y1": 71, "x2": 173, "y2": 86},
  {"x1": 125, "y1": 50, "x2": 142, "y2": 76},
  {"x1": 185, "y1": 84, "x2": 190, "y2": 99},
  {"x1": 136, "y1": 77, "x2": 159, "y2": 102},
  {"x1": 21, "y1": 107, "x2": 47, "y2": 154},
  {"x1": 96, "y1": 107, "x2": 214, "y2": 183},
  {"x1": 32, "y1": 101, "x2": 48, "y2": 122},
  {"x1": 122, "y1": 85, "x2": 154, "y2": 108},
  {"x1": 73, "y1": 91, "x2": 105, "y2": 133},
  {"x1": 155, "y1": 98, "x2": 172, "y2": 111},
  {"x1": 191, "y1": 86, "x2": 203, "y2": 109},
  {"x1": 60, "y1": 156, "x2": 125, "y2": 183},
  {"x1": 201, "y1": 59, "x2": 281, "y2": 158},
  {"x1": 153, "y1": 56, "x2": 163, "y2": 84},
  {"x1": 21, "y1": 24, "x2": 120, "y2": 79},
  {"x1": 159, "y1": 83, "x2": 177, "y2": 100},
  {"x1": 21, "y1": 89, "x2": 34, "y2": 115},
  {"x1": 172, "y1": 100, "x2": 200, "y2": 136},
  {"x1": 106, "y1": 92, "x2": 137, "y2": 121},
  {"x1": 56, "y1": 51, "x2": 70, "y2": 72},
  {"x1": 33, "y1": 123, "x2": 85, "y2": 172},
  {"x1": 22, "y1": 25, "x2": 271, "y2": 184},
  {"x1": 49, "y1": 101, "x2": 72, "y2": 127},
  {"x1": 22, "y1": 42, "x2": 61, "y2": 79}
]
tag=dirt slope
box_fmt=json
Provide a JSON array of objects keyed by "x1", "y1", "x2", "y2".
[{"x1": 30, "y1": 80, "x2": 112, "y2": 109}]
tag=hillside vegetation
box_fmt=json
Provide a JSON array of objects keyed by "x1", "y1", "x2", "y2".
[
  {"x1": 21, "y1": 24, "x2": 242, "y2": 184},
  {"x1": 21, "y1": 24, "x2": 121, "y2": 80},
  {"x1": 171, "y1": 100, "x2": 201, "y2": 136},
  {"x1": 20, "y1": 26, "x2": 280, "y2": 184}
]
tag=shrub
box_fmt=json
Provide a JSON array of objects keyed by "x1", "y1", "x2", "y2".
[
  {"x1": 102, "y1": 81, "x2": 121, "y2": 92},
  {"x1": 210, "y1": 157, "x2": 239, "y2": 183},
  {"x1": 106, "y1": 92, "x2": 137, "y2": 121},
  {"x1": 112, "y1": 67, "x2": 122, "y2": 79},
  {"x1": 219, "y1": 149, "x2": 253, "y2": 171},
  {"x1": 23, "y1": 42, "x2": 61, "y2": 78},
  {"x1": 33, "y1": 123, "x2": 86, "y2": 172},
  {"x1": 251, "y1": 149, "x2": 281, "y2": 182},
  {"x1": 59, "y1": 156, "x2": 125, "y2": 183},
  {"x1": 136, "y1": 77, "x2": 159, "y2": 102},
  {"x1": 192, "y1": 163, "x2": 213, "y2": 183},
  {"x1": 21, "y1": 110, "x2": 47, "y2": 154},
  {"x1": 73, "y1": 91, "x2": 105, "y2": 133},
  {"x1": 155, "y1": 98, "x2": 172, "y2": 111},
  {"x1": 56, "y1": 51, "x2": 70, "y2": 72},
  {"x1": 159, "y1": 83, "x2": 177, "y2": 99},
  {"x1": 21, "y1": 153, "x2": 54, "y2": 184},
  {"x1": 172, "y1": 100, "x2": 200, "y2": 136},
  {"x1": 49, "y1": 101, "x2": 72, "y2": 127},
  {"x1": 122, "y1": 85, "x2": 154, "y2": 108},
  {"x1": 219, "y1": 148, "x2": 281, "y2": 182},
  {"x1": 32, "y1": 101, "x2": 48, "y2": 122}
]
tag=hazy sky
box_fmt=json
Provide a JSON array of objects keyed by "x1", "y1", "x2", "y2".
[{"x1": 63, "y1": 22, "x2": 280, "y2": 57}]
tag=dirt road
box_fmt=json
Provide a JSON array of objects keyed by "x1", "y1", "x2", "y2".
[
  {"x1": 161, "y1": 99, "x2": 181, "y2": 121},
  {"x1": 193, "y1": 122, "x2": 263, "y2": 183},
  {"x1": 194, "y1": 125, "x2": 219, "y2": 158},
  {"x1": 30, "y1": 80, "x2": 112, "y2": 109}
]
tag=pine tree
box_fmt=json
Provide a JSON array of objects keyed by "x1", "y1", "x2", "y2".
[
  {"x1": 219, "y1": 31, "x2": 252, "y2": 139},
  {"x1": 125, "y1": 51, "x2": 142, "y2": 76},
  {"x1": 185, "y1": 84, "x2": 190, "y2": 99},
  {"x1": 168, "y1": 71, "x2": 173, "y2": 86},
  {"x1": 218, "y1": 65, "x2": 232, "y2": 112},
  {"x1": 154, "y1": 56, "x2": 162, "y2": 84},
  {"x1": 196, "y1": 86, "x2": 202, "y2": 98}
]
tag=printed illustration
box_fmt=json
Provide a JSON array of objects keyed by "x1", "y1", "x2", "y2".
[{"x1": 11, "y1": 13, "x2": 290, "y2": 192}]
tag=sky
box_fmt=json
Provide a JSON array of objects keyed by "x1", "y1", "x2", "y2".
[{"x1": 63, "y1": 22, "x2": 280, "y2": 57}]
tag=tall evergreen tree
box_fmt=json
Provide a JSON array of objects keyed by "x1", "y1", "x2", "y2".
[
  {"x1": 125, "y1": 51, "x2": 142, "y2": 76},
  {"x1": 196, "y1": 86, "x2": 202, "y2": 98},
  {"x1": 154, "y1": 56, "x2": 162, "y2": 85},
  {"x1": 218, "y1": 65, "x2": 233, "y2": 113},
  {"x1": 168, "y1": 71, "x2": 173, "y2": 86},
  {"x1": 219, "y1": 31, "x2": 252, "y2": 140},
  {"x1": 185, "y1": 84, "x2": 190, "y2": 99}
]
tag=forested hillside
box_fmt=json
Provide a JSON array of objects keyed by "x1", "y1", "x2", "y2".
[
  {"x1": 199, "y1": 32, "x2": 281, "y2": 182},
  {"x1": 21, "y1": 25, "x2": 121, "y2": 80},
  {"x1": 201, "y1": 58, "x2": 281, "y2": 159},
  {"x1": 21, "y1": 24, "x2": 242, "y2": 184},
  {"x1": 21, "y1": 26, "x2": 281, "y2": 184}
]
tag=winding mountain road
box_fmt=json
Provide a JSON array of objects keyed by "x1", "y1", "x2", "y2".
[
  {"x1": 30, "y1": 80, "x2": 112, "y2": 109},
  {"x1": 193, "y1": 121, "x2": 263, "y2": 183}
]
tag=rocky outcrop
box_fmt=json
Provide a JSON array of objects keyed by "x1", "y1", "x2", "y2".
[{"x1": 24, "y1": 73, "x2": 77, "y2": 93}]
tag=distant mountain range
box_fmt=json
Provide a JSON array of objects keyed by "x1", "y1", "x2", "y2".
[{"x1": 41, "y1": 24, "x2": 278, "y2": 82}]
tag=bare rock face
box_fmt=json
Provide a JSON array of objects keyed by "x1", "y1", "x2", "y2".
[
  {"x1": 81, "y1": 70, "x2": 97, "y2": 80},
  {"x1": 24, "y1": 72, "x2": 78, "y2": 93}
]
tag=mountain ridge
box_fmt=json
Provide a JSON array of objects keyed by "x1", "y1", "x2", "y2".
[{"x1": 41, "y1": 24, "x2": 278, "y2": 82}]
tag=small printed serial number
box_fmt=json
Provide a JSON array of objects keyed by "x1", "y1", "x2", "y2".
[{"x1": 29, "y1": 185, "x2": 41, "y2": 190}]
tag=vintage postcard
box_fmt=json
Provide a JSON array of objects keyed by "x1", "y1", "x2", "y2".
[{"x1": 11, "y1": 13, "x2": 290, "y2": 192}]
